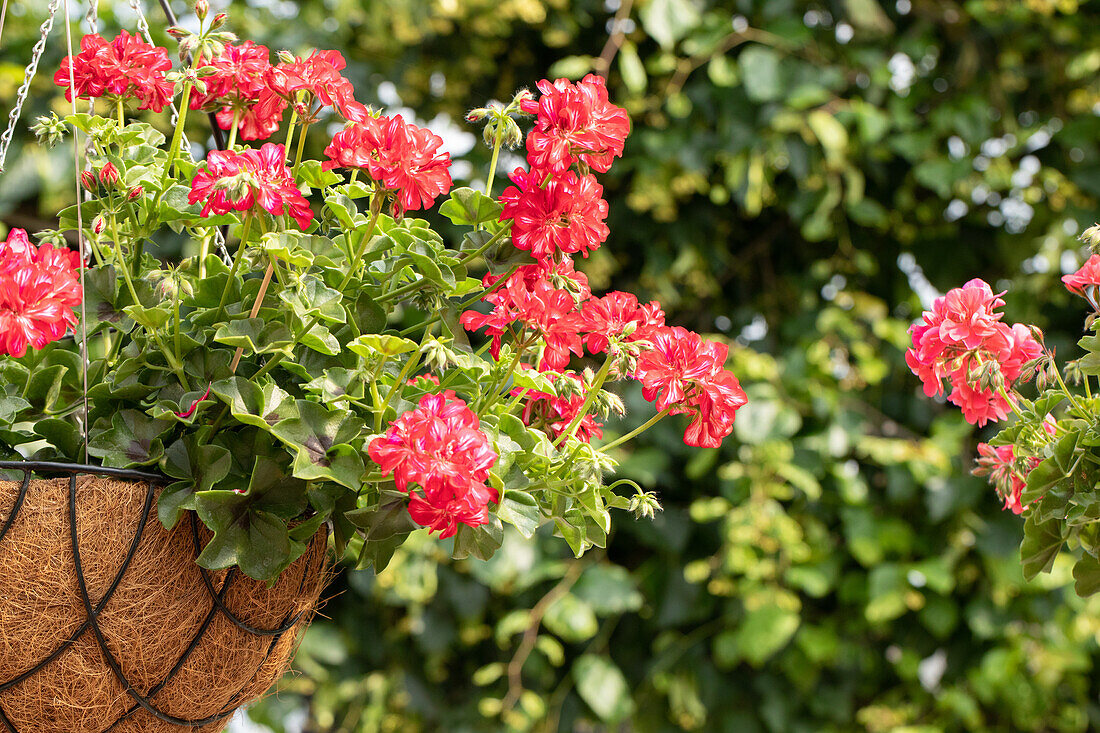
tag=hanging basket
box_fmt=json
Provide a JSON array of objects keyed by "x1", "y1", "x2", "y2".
[{"x1": 0, "y1": 462, "x2": 329, "y2": 733}]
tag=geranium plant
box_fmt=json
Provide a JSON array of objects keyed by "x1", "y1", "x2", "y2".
[
  {"x1": 906, "y1": 229, "x2": 1100, "y2": 596},
  {"x1": 0, "y1": 6, "x2": 747, "y2": 581}
]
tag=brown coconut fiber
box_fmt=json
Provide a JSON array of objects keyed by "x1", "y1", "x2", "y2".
[{"x1": 0, "y1": 474, "x2": 329, "y2": 732}]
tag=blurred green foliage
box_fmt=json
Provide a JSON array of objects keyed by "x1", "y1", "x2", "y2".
[{"x1": 6, "y1": 0, "x2": 1100, "y2": 730}]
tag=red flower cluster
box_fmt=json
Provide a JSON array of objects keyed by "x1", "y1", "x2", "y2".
[
  {"x1": 634, "y1": 327, "x2": 748, "y2": 448},
  {"x1": 368, "y1": 392, "x2": 498, "y2": 537},
  {"x1": 459, "y1": 265, "x2": 584, "y2": 371},
  {"x1": 54, "y1": 31, "x2": 174, "y2": 112},
  {"x1": 499, "y1": 168, "x2": 608, "y2": 260},
  {"x1": 464, "y1": 77, "x2": 744, "y2": 448},
  {"x1": 191, "y1": 41, "x2": 286, "y2": 141},
  {"x1": 0, "y1": 229, "x2": 82, "y2": 358},
  {"x1": 1063, "y1": 254, "x2": 1100, "y2": 301},
  {"x1": 269, "y1": 49, "x2": 365, "y2": 123},
  {"x1": 188, "y1": 143, "x2": 313, "y2": 229},
  {"x1": 579, "y1": 291, "x2": 665, "y2": 355},
  {"x1": 906, "y1": 279, "x2": 1042, "y2": 426},
  {"x1": 498, "y1": 75, "x2": 626, "y2": 263},
  {"x1": 323, "y1": 114, "x2": 453, "y2": 212},
  {"x1": 520, "y1": 74, "x2": 631, "y2": 175}
]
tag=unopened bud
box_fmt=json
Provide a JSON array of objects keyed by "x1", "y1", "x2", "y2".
[
  {"x1": 178, "y1": 35, "x2": 199, "y2": 61},
  {"x1": 466, "y1": 108, "x2": 488, "y2": 122},
  {"x1": 80, "y1": 170, "x2": 98, "y2": 192},
  {"x1": 91, "y1": 215, "x2": 107, "y2": 235},
  {"x1": 31, "y1": 113, "x2": 67, "y2": 148},
  {"x1": 277, "y1": 50, "x2": 296, "y2": 64},
  {"x1": 1081, "y1": 223, "x2": 1100, "y2": 252},
  {"x1": 210, "y1": 12, "x2": 228, "y2": 30},
  {"x1": 628, "y1": 490, "x2": 662, "y2": 520},
  {"x1": 165, "y1": 26, "x2": 191, "y2": 39},
  {"x1": 194, "y1": 0, "x2": 209, "y2": 21},
  {"x1": 128, "y1": 185, "x2": 145, "y2": 201},
  {"x1": 98, "y1": 162, "x2": 120, "y2": 187}
]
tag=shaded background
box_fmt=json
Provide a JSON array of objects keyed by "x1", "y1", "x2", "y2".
[{"x1": 4, "y1": 0, "x2": 1100, "y2": 730}]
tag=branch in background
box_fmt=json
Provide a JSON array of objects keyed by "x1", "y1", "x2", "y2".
[{"x1": 594, "y1": 0, "x2": 634, "y2": 79}]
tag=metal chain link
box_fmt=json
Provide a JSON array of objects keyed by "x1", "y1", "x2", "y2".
[{"x1": 0, "y1": 0, "x2": 62, "y2": 173}]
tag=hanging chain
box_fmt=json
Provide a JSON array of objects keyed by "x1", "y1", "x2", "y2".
[
  {"x1": 0, "y1": 0, "x2": 62, "y2": 173},
  {"x1": 126, "y1": 0, "x2": 229, "y2": 261}
]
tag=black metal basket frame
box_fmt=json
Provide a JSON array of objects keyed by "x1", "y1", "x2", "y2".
[{"x1": 0, "y1": 461, "x2": 312, "y2": 732}]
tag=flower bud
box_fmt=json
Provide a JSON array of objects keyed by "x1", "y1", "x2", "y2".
[
  {"x1": 128, "y1": 185, "x2": 145, "y2": 201},
  {"x1": 465, "y1": 108, "x2": 488, "y2": 122},
  {"x1": 31, "y1": 114, "x2": 67, "y2": 148},
  {"x1": 277, "y1": 50, "x2": 297, "y2": 64},
  {"x1": 628, "y1": 490, "x2": 662, "y2": 520},
  {"x1": 194, "y1": 0, "x2": 209, "y2": 21},
  {"x1": 91, "y1": 214, "x2": 107, "y2": 235},
  {"x1": 98, "y1": 162, "x2": 120, "y2": 188},
  {"x1": 165, "y1": 26, "x2": 191, "y2": 40},
  {"x1": 1082, "y1": 223, "x2": 1100, "y2": 254},
  {"x1": 80, "y1": 170, "x2": 98, "y2": 192},
  {"x1": 210, "y1": 12, "x2": 228, "y2": 30}
]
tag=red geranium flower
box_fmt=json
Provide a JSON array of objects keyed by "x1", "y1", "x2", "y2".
[
  {"x1": 521, "y1": 74, "x2": 630, "y2": 174},
  {"x1": 499, "y1": 166, "x2": 609, "y2": 260},
  {"x1": 0, "y1": 229, "x2": 82, "y2": 358},
  {"x1": 579, "y1": 291, "x2": 665, "y2": 355},
  {"x1": 460, "y1": 268, "x2": 583, "y2": 371},
  {"x1": 188, "y1": 143, "x2": 313, "y2": 229},
  {"x1": 323, "y1": 114, "x2": 453, "y2": 213},
  {"x1": 368, "y1": 392, "x2": 498, "y2": 538},
  {"x1": 54, "y1": 31, "x2": 174, "y2": 112},
  {"x1": 269, "y1": 49, "x2": 364, "y2": 122},
  {"x1": 906, "y1": 279, "x2": 1041, "y2": 427},
  {"x1": 633, "y1": 326, "x2": 747, "y2": 448},
  {"x1": 1063, "y1": 254, "x2": 1100, "y2": 300},
  {"x1": 190, "y1": 41, "x2": 286, "y2": 141}
]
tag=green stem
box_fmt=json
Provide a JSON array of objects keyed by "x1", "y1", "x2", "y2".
[
  {"x1": 368, "y1": 356, "x2": 388, "y2": 431},
  {"x1": 458, "y1": 223, "x2": 511, "y2": 265},
  {"x1": 554, "y1": 354, "x2": 614, "y2": 448},
  {"x1": 484, "y1": 122, "x2": 505, "y2": 198},
  {"x1": 480, "y1": 343, "x2": 526, "y2": 411},
  {"x1": 600, "y1": 408, "x2": 672, "y2": 452},
  {"x1": 216, "y1": 213, "x2": 255, "y2": 317},
  {"x1": 162, "y1": 80, "x2": 194, "y2": 185},
  {"x1": 1052, "y1": 361, "x2": 1085, "y2": 413},
  {"x1": 227, "y1": 107, "x2": 241, "y2": 149},
  {"x1": 339, "y1": 195, "x2": 384, "y2": 291},
  {"x1": 292, "y1": 120, "x2": 311, "y2": 177},
  {"x1": 377, "y1": 328, "x2": 433, "y2": 432},
  {"x1": 116, "y1": 98, "x2": 125, "y2": 128},
  {"x1": 109, "y1": 213, "x2": 188, "y2": 388},
  {"x1": 283, "y1": 108, "x2": 299, "y2": 163}
]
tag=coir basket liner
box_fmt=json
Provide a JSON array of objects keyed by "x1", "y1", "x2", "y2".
[{"x1": 0, "y1": 463, "x2": 328, "y2": 732}]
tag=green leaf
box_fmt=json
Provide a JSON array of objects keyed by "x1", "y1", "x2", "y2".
[
  {"x1": 573, "y1": 564, "x2": 643, "y2": 616},
  {"x1": 639, "y1": 0, "x2": 701, "y2": 50},
  {"x1": 213, "y1": 318, "x2": 294, "y2": 356},
  {"x1": 349, "y1": 333, "x2": 419, "y2": 358},
  {"x1": 1073, "y1": 553, "x2": 1100, "y2": 596},
  {"x1": 347, "y1": 499, "x2": 417, "y2": 572},
  {"x1": 573, "y1": 655, "x2": 635, "y2": 723},
  {"x1": 452, "y1": 518, "x2": 504, "y2": 561},
  {"x1": 735, "y1": 605, "x2": 800, "y2": 666},
  {"x1": 739, "y1": 46, "x2": 783, "y2": 102},
  {"x1": 439, "y1": 187, "x2": 503, "y2": 227},
  {"x1": 544, "y1": 592, "x2": 598, "y2": 642},
  {"x1": 1020, "y1": 515, "x2": 1065, "y2": 581},
  {"x1": 269, "y1": 401, "x2": 365, "y2": 489},
  {"x1": 88, "y1": 410, "x2": 171, "y2": 467},
  {"x1": 496, "y1": 489, "x2": 541, "y2": 538}
]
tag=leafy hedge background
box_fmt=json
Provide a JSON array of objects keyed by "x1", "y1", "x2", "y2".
[{"x1": 5, "y1": 0, "x2": 1100, "y2": 730}]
